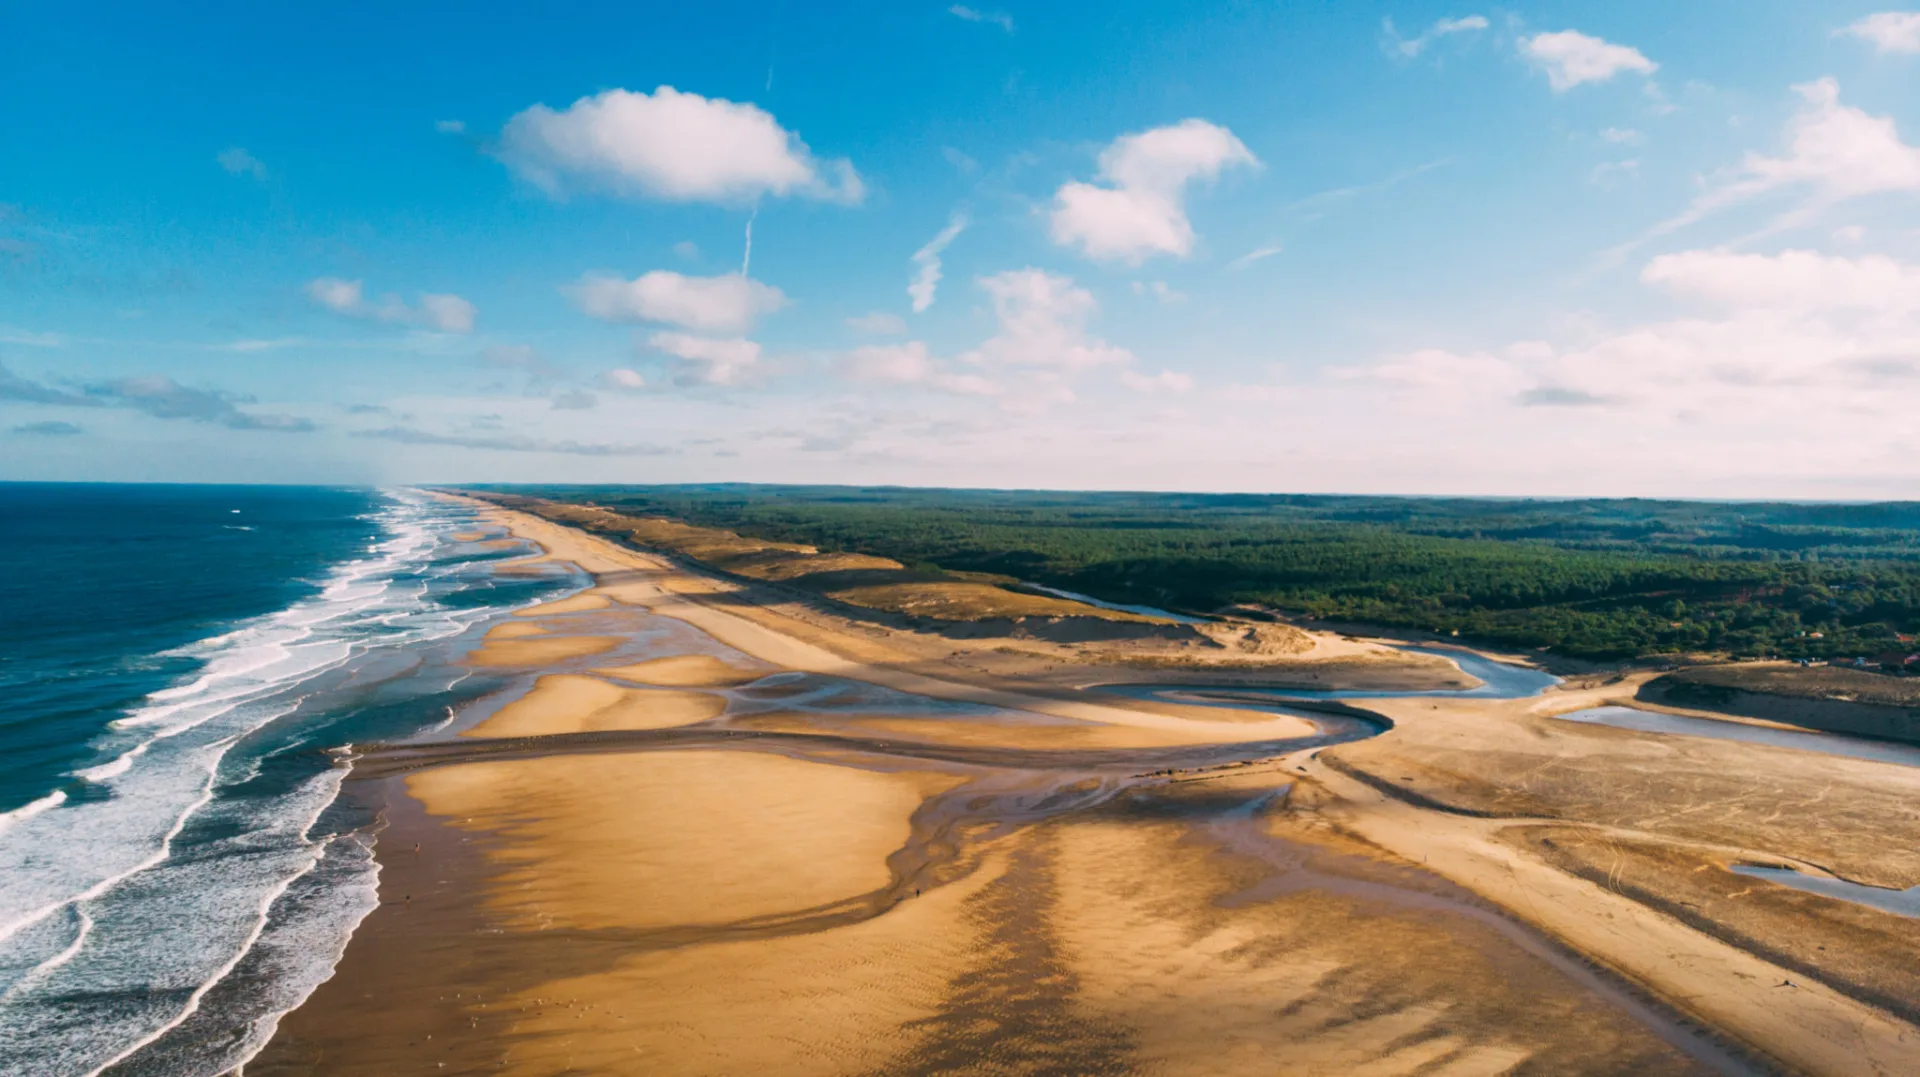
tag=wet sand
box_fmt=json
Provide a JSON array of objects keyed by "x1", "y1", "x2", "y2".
[{"x1": 253, "y1": 500, "x2": 1920, "y2": 1076}]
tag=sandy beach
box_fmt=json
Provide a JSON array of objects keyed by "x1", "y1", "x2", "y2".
[{"x1": 252, "y1": 497, "x2": 1920, "y2": 1076}]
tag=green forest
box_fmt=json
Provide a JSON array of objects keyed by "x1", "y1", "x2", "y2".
[{"x1": 471, "y1": 484, "x2": 1920, "y2": 661}]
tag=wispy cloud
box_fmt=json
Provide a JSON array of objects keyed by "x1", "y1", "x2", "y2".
[
  {"x1": 1382, "y1": 15, "x2": 1488, "y2": 58},
  {"x1": 353, "y1": 426, "x2": 674, "y2": 456},
  {"x1": 1287, "y1": 158, "x2": 1451, "y2": 218},
  {"x1": 86, "y1": 375, "x2": 315, "y2": 430},
  {"x1": 11, "y1": 420, "x2": 82, "y2": 436},
  {"x1": 949, "y1": 5, "x2": 1013, "y2": 32},
  {"x1": 0, "y1": 327, "x2": 66, "y2": 347},
  {"x1": 1603, "y1": 78, "x2": 1920, "y2": 264},
  {"x1": 1, "y1": 361, "x2": 93, "y2": 406},
  {"x1": 909, "y1": 215, "x2": 967, "y2": 313},
  {"x1": 847, "y1": 312, "x2": 908, "y2": 335},
  {"x1": 1130, "y1": 280, "x2": 1186, "y2": 303},
  {"x1": 307, "y1": 278, "x2": 477, "y2": 333},
  {"x1": 217, "y1": 147, "x2": 268, "y2": 180},
  {"x1": 1227, "y1": 245, "x2": 1284, "y2": 270},
  {"x1": 2, "y1": 360, "x2": 313, "y2": 430},
  {"x1": 217, "y1": 337, "x2": 308, "y2": 353}
]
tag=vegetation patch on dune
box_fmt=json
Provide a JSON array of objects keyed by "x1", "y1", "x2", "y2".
[{"x1": 462, "y1": 483, "x2": 1920, "y2": 660}]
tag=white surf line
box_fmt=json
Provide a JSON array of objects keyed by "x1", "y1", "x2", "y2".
[
  {"x1": 99, "y1": 499, "x2": 550, "y2": 1072},
  {"x1": 0, "y1": 906, "x2": 92, "y2": 1002},
  {"x1": 0, "y1": 735, "x2": 233, "y2": 948},
  {"x1": 15, "y1": 504, "x2": 435, "y2": 923},
  {"x1": 0, "y1": 790, "x2": 67, "y2": 838},
  {"x1": 80, "y1": 841, "x2": 326, "y2": 1077},
  {"x1": 224, "y1": 828, "x2": 385, "y2": 1076},
  {"x1": 74, "y1": 759, "x2": 355, "y2": 1074}
]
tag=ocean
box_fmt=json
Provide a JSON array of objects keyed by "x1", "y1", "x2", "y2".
[{"x1": 0, "y1": 483, "x2": 576, "y2": 1076}]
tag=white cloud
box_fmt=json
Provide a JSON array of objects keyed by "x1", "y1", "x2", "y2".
[
  {"x1": 1119, "y1": 369, "x2": 1194, "y2": 392},
  {"x1": 846, "y1": 312, "x2": 908, "y2": 335},
  {"x1": 1592, "y1": 158, "x2": 1640, "y2": 184},
  {"x1": 842, "y1": 341, "x2": 935, "y2": 383},
  {"x1": 673, "y1": 240, "x2": 700, "y2": 260},
  {"x1": 1736, "y1": 78, "x2": 1920, "y2": 201},
  {"x1": 834, "y1": 270, "x2": 1132, "y2": 404},
  {"x1": 551, "y1": 389, "x2": 598, "y2": 410},
  {"x1": 1834, "y1": 224, "x2": 1868, "y2": 242},
  {"x1": 306, "y1": 278, "x2": 478, "y2": 333},
  {"x1": 217, "y1": 147, "x2": 267, "y2": 180},
  {"x1": 0, "y1": 327, "x2": 68, "y2": 347},
  {"x1": 601, "y1": 368, "x2": 647, "y2": 390},
  {"x1": 418, "y1": 293, "x2": 477, "y2": 333},
  {"x1": 1383, "y1": 14, "x2": 1488, "y2": 58},
  {"x1": 1520, "y1": 30, "x2": 1657, "y2": 92},
  {"x1": 1049, "y1": 119, "x2": 1259, "y2": 263},
  {"x1": 434, "y1": 119, "x2": 465, "y2": 135},
  {"x1": 1839, "y1": 12, "x2": 1920, "y2": 53},
  {"x1": 1601, "y1": 126, "x2": 1644, "y2": 144},
  {"x1": 1642, "y1": 249, "x2": 1920, "y2": 313},
  {"x1": 949, "y1": 5, "x2": 1013, "y2": 31},
  {"x1": 497, "y1": 86, "x2": 862, "y2": 204},
  {"x1": 308, "y1": 278, "x2": 364, "y2": 314},
  {"x1": 1616, "y1": 79, "x2": 1920, "y2": 256},
  {"x1": 647, "y1": 331, "x2": 762, "y2": 385},
  {"x1": 571, "y1": 271, "x2": 786, "y2": 334},
  {"x1": 1348, "y1": 248, "x2": 1920, "y2": 433},
  {"x1": 963, "y1": 269, "x2": 1134, "y2": 371},
  {"x1": 839, "y1": 341, "x2": 1001, "y2": 395},
  {"x1": 909, "y1": 215, "x2": 967, "y2": 312},
  {"x1": 1130, "y1": 280, "x2": 1186, "y2": 303}
]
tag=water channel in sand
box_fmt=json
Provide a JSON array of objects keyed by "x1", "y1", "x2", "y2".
[
  {"x1": 267, "y1": 544, "x2": 1770, "y2": 1077},
  {"x1": 1728, "y1": 865, "x2": 1920, "y2": 918},
  {"x1": 1098, "y1": 644, "x2": 1559, "y2": 714},
  {"x1": 1553, "y1": 704, "x2": 1920, "y2": 769}
]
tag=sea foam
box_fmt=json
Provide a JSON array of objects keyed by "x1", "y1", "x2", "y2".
[{"x1": 0, "y1": 489, "x2": 561, "y2": 1075}]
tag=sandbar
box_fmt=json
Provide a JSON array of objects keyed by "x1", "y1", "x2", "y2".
[
  {"x1": 594, "y1": 653, "x2": 766, "y2": 687},
  {"x1": 409, "y1": 750, "x2": 961, "y2": 930},
  {"x1": 463, "y1": 673, "x2": 726, "y2": 737},
  {"x1": 467, "y1": 634, "x2": 619, "y2": 667}
]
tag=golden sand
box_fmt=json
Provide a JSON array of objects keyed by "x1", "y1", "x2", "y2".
[
  {"x1": 593, "y1": 653, "x2": 764, "y2": 688},
  {"x1": 463, "y1": 674, "x2": 726, "y2": 737},
  {"x1": 408, "y1": 750, "x2": 960, "y2": 931},
  {"x1": 467, "y1": 635, "x2": 619, "y2": 667},
  {"x1": 489, "y1": 857, "x2": 1004, "y2": 1077},
  {"x1": 256, "y1": 496, "x2": 1920, "y2": 1077}
]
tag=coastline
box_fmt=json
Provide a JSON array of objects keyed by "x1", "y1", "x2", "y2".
[{"x1": 253, "y1": 497, "x2": 1920, "y2": 1076}]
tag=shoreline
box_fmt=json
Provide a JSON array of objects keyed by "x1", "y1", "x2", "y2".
[{"x1": 254, "y1": 498, "x2": 1920, "y2": 1076}]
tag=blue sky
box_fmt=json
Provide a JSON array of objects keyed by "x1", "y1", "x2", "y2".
[{"x1": 5, "y1": 1, "x2": 1920, "y2": 495}]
